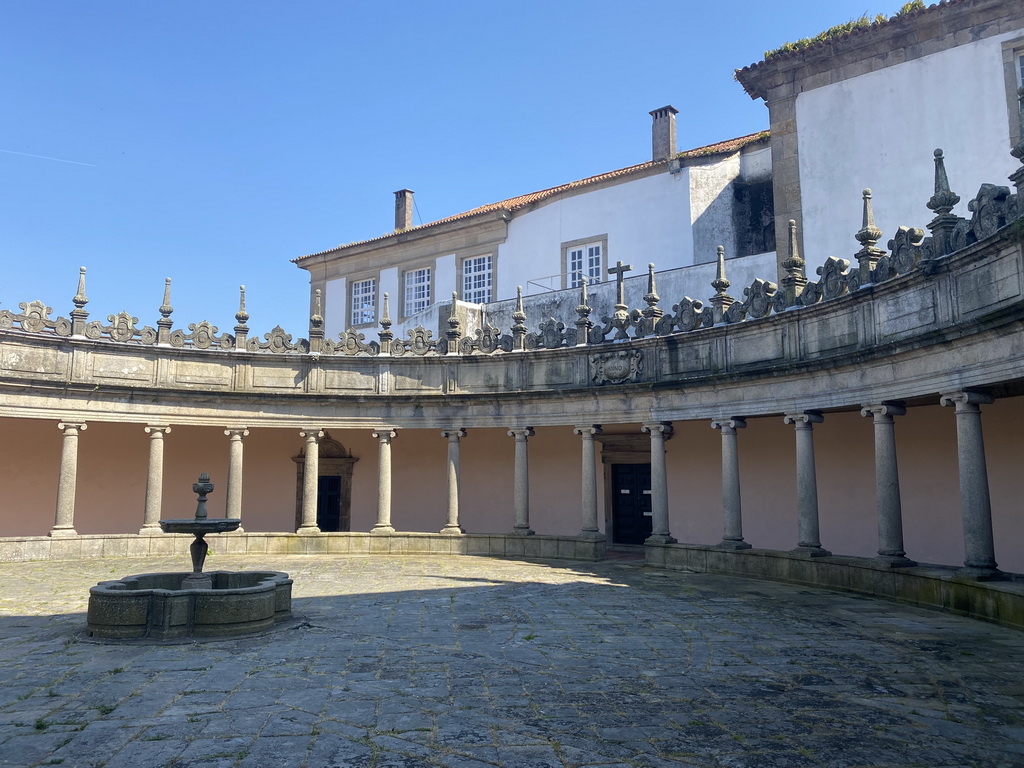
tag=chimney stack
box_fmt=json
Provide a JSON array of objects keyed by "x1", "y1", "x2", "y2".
[
  {"x1": 394, "y1": 189, "x2": 414, "y2": 231},
  {"x1": 649, "y1": 105, "x2": 678, "y2": 162}
]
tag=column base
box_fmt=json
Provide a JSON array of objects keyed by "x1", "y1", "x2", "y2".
[
  {"x1": 511, "y1": 527, "x2": 535, "y2": 536},
  {"x1": 296, "y1": 526, "x2": 322, "y2": 536},
  {"x1": 644, "y1": 534, "x2": 677, "y2": 545},
  {"x1": 875, "y1": 554, "x2": 916, "y2": 568},
  {"x1": 717, "y1": 540, "x2": 752, "y2": 550},
  {"x1": 138, "y1": 526, "x2": 164, "y2": 536},
  {"x1": 439, "y1": 525, "x2": 465, "y2": 535},
  {"x1": 957, "y1": 565, "x2": 1005, "y2": 581},
  {"x1": 48, "y1": 528, "x2": 78, "y2": 538},
  {"x1": 578, "y1": 531, "x2": 606, "y2": 542},
  {"x1": 792, "y1": 545, "x2": 831, "y2": 558},
  {"x1": 370, "y1": 525, "x2": 395, "y2": 534}
]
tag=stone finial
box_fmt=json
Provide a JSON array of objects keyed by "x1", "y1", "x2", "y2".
[
  {"x1": 575, "y1": 276, "x2": 593, "y2": 345},
  {"x1": 512, "y1": 286, "x2": 527, "y2": 350},
  {"x1": 378, "y1": 292, "x2": 393, "y2": 354},
  {"x1": 70, "y1": 266, "x2": 89, "y2": 336},
  {"x1": 310, "y1": 289, "x2": 324, "y2": 330},
  {"x1": 159, "y1": 278, "x2": 173, "y2": 320},
  {"x1": 643, "y1": 263, "x2": 662, "y2": 318},
  {"x1": 192, "y1": 472, "x2": 214, "y2": 520},
  {"x1": 854, "y1": 189, "x2": 885, "y2": 286},
  {"x1": 780, "y1": 220, "x2": 807, "y2": 308},
  {"x1": 235, "y1": 285, "x2": 249, "y2": 326},
  {"x1": 72, "y1": 266, "x2": 88, "y2": 310},
  {"x1": 710, "y1": 246, "x2": 734, "y2": 324},
  {"x1": 927, "y1": 149, "x2": 960, "y2": 215},
  {"x1": 446, "y1": 292, "x2": 461, "y2": 354}
]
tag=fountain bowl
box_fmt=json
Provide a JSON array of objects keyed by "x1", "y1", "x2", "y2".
[{"x1": 87, "y1": 570, "x2": 292, "y2": 640}]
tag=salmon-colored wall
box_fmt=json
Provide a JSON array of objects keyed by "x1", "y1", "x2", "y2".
[{"x1": 1, "y1": 395, "x2": 1020, "y2": 572}]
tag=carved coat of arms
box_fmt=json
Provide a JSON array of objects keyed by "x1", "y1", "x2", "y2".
[{"x1": 590, "y1": 349, "x2": 642, "y2": 386}]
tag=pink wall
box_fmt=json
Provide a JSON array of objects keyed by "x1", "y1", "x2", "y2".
[{"x1": 0, "y1": 395, "x2": 1020, "y2": 572}]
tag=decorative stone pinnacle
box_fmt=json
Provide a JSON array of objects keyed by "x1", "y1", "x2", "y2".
[
  {"x1": 711, "y1": 246, "x2": 731, "y2": 295},
  {"x1": 927, "y1": 148, "x2": 960, "y2": 215},
  {"x1": 643, "y1": 263, "x2": 661, "y2": 311},
  {"x1": 512, "y1": 286, "x2": 526, "y2": 327},
  {"x1": 159, "y1": 277, "x2": 173, "y2": 319},
  {"x1": 447, "y1": 292, "x2": 460, "y2": 333},
  {"x1": 1013, "y1": 88, "x2": 1024, "y2": 164},
  {"x1": 310, "y1": 289, "x2": 323, "y2": 329},
  {"x1": 782, "y1": 220, "x2": 804, "y2": 271},
  {"x1": 576, "y1": 275, "x2": 591, "y2": 315},
  {"x1": 235, "y1": 285, "x2": 249, "y2": 326},
  {"x1": 607, "y1": 260, "x2": 632, "y2": 308},
  {"x1": 855, "y1": 188, "x2": 883, "y2": 249},
  {"x1": 72, "y1": 267, "x2": 88, "y2": 310},
  {"x1": 380, "y1": 293, "x2": 392, "y2": 331}
]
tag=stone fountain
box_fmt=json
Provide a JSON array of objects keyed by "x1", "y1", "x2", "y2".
[{"x1": 86, "y1": 474, "x2": 292, "y2": 640}]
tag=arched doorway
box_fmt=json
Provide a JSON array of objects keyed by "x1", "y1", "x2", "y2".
[{"x1": 293, "y1": 433, "x2": 358, "y2": 532}]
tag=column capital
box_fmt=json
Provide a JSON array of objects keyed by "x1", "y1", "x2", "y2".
[
  {"x1": 783, "y1": 411, "x2": 824, "y2": 426},
  {"x1": 299, "y1": 427, "x2": 325, "y2": 440},
  {"x1": 940, "y1": 391, "x2": 994, "y2": 410},
  {"x1": 860, "y1": 403, "x2": 906, "y2": 419},
  {"x1": 641, "y1": 422, "x2": 673, "y2": 436},
  {"x1": 573, "y1": 424, "x2": 603, "y2": 437},
  {"x1": 372, "y1": 428, "x2": 397, "y2": 441},
  {"x1": 441, "y1": 428, "x2": 467, "y2": 439},
  {"x1": 224, "y1": 427, "x2": 250, "y2": 438},
  {"x1": 711, "y1": 417, "x2": 747, "y2": 431},
  {"x1": 508, "y1": 427, "x2": 535, "y2": 439},
  {"x1": 57, "y1": 421, "x2": 87, "y2": 433},
  {"x1": 145, "y1": 424, "x2": 172, "y2": 435}
]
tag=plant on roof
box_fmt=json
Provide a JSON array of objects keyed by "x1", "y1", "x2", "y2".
[
  {"x1": 896, "y1": 0, "x2": 926, "y2": 16},
  {"x1": 764, "y1": 13, "x2": 887, "y2": 59}
]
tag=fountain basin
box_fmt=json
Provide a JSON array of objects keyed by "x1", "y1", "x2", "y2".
[{"x1": 87, "y1": 570, "x2": 292, "y2": 640}]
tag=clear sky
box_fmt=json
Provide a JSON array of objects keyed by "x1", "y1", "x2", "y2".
[{"x1": 2, "y1": 0, "x2": 896, "y2": 336}]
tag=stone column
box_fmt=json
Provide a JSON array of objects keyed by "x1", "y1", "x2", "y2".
[
  {"x1": 711, "y1": 418, "x2": 751, "y2": 550},
  {"x1": 860, "y1": 404, "x2": 914, "y2": 567},
  {"x1": 783, "y1": 412, "x2": 830, "y2": 557},
  {"x1": 574, "y1": 425, "x2": 604, "y2": 539},
  {"x1": 224, "y1": 428, "x2": 249, "y2": 531},
  {"x1": 940, "y1": 392, "x2": 1001, "y2": 579},
  {"x1": 52, "y1": 422, "x2": 87, "y2": 537},
  {"x1": 298, "y1": 428, "x2": 323, "y2": 534},
  {"x1": 440, "y1": 429, "x2": 467, "y2": 534},
  {"x1": 642, "y1": 422, "x2": 675, "y2": 545},
  {"x1": 508, "y1": 427, "x2": 535, "y2": 535},
  {"x1": 140, "y1": 425, "x2": 171, "y2": 535},
  {"x1": 371, "y1": 428, "x2": 397, "y2": 533}
]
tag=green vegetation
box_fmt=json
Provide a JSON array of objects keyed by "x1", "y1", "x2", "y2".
[
  {"x1": 34, "y1": 718, "x2": 49, "y2": 731},
  {"x1": 764, "y1": 1, "x2": 926, "y2": 60}
]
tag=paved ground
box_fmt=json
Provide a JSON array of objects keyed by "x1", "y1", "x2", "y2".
[{"x1": 1, "y1": 554, "x2": 1023, "y2": 768}]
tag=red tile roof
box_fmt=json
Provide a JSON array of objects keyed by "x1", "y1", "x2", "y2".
[{"x1": 294, "y1": 131, "x2": 770, "y2": 262}]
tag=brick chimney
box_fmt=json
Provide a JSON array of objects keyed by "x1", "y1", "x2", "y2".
[
  {"x1": 649, "y1": 106, "x2": 678, "y2": 162},
  {"x1": 394, "y1": 189, "x2": 414, "y2": 231}
]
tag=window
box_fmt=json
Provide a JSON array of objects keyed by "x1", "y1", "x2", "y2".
[
  {"x1": 1003, "y1": 38, "x2": 1024, "y2": 147},
  {"x1": 562, "y1": 237, "x2": 607, "y2": 289},
  {"x1": 462, "y1": 254, "x2": 493, "y2": 304},
  {"x1": 349, "y1": 277, "x2": 376, "y2": 326},
  {"x1": 403, "y1": 266, "x2": 431, "y2": 317}
]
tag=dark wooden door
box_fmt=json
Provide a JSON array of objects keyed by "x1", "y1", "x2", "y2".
[
  {"x1": 317, "y1": 475, "x2": 342, "y2": 532},
  {"x1": 611, "y1": 463, "x2": 652, "y2": 545}
]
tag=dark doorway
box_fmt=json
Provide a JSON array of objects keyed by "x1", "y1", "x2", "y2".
[
  {"x1": 611, "y1": 463, "x2": 652, "y2": 545},
  {"x1": 317, "y1": 475, "x2": 343, "y2": 532}
]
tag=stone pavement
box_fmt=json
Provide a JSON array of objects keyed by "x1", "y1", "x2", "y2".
[{"x1": 1, "y1": 554, "x2": 1023, "y2": 768}]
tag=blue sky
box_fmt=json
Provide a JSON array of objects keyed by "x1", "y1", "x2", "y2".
[{"x1": 2, "y1": 0, "x2": 895, "y2": 335}]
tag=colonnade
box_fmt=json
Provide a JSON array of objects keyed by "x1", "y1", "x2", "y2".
[{"x1": 45, "y1": 390, "x2": 1005, "y2": 579}]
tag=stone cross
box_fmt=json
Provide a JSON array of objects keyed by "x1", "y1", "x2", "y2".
[{"x1": 607, "y1": 260, "x2": 633, "y2": 307}]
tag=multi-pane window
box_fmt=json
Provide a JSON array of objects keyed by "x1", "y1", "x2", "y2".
[
  {"x1": 462, "y1": 254, "x2": 492, "y2": 304},
  {"x1": 350, "y1": 278, "x2": 376, "y2": 326},
  {"x1": 569, "y1": 243, "x2": 603, "y2": 288},
  {"x1": 403, "y1": 267, "x2": 431, "y2": 316}
]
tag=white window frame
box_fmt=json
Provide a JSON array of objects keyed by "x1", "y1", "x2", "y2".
[
  {"x1": 403, "y1": 265, "x2": 432, "y2": 318},
  {"x1": 461, "y1": 253, "x2": 493, "y2": 304},
  {"x1": 348, "y1": 276, "x2": 377, "y2": 328},
  {"x1": 562, "y1": 236, "x2": 607, "y2": 289},
  {"x1": 1003, "y1": 38, "x2": 1024, "y2": 148}
]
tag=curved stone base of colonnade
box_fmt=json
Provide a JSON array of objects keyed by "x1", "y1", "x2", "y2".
[
  {"x1": 645, "y1": 542, "x2": 1024, "y2": 632},
  {"x1": 0, "y1": 531, "x2": 606, "y2": 565}
]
